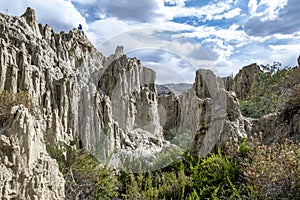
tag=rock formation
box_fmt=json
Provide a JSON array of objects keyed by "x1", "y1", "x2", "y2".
[
  {"x1": 0, "y1": 105, "x2": 65, "y2": 199},
  {"x1": 0, "y1": 8, "x2": 166, "y2": 197},
  {"x1": 222, "y1": 61, "x2": 300, "y2": 144},
  {"x1": 223, "y1": 63, "x2": 262, "y2": 100},
  {"x1": 158, "y1": 69, "x2": 247, "y2": 157},
  {"x1": 94, "y1": 53, "x2": 166, "y2": 172},
  {"x1": 1, "y1": 7, "x2": 299, "y2": 199},
  {"x1": 0, "y1": 5, "x2": 248, "y2": 174}
]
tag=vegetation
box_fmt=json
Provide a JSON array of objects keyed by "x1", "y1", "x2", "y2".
[
  {"x1": 119, "y1": 137, "x2": 298, "y2": 200},
  {"x1": 242, "y1": 135, "x2": 300, "y2": 199},
  {"x1": 0, "y1": 90, "x2": 31, "y2": 125},
  {"x1": 239, "y1": 62, "x2": 292, "y2": 118},
  {"x1": 44, "y1": 133, "x2": 119, "y2": 199},
  {"x1": 45, "y1": 132, "x2": 300, "y2": 199}
]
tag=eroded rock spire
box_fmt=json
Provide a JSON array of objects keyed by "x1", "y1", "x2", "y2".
[{"x1": 21, "y1": 7, "x2": 36, "y2": 28}]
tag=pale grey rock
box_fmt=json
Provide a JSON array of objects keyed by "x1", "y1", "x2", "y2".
[
  {"x1": 0, "y1": 8, "x2": 163, "y2": 195},
  {"x1": 0, "y1": 106, "x2": 65, "y2": 199},
  {"x1": 1, "y1": 7, "x2": 166, "y2": 175},
  {"x1": 158, "y1": 69, "x2": 247, "y2": 157},
  {"x1": 95, "y1": 54, "x2": 166, "y2": 172}
]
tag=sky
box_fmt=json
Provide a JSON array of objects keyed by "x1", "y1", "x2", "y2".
[{"x1": 1, "y1": 0, "x2": 300, "y2": 84}]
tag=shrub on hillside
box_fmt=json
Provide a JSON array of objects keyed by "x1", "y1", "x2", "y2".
[
  {"x1": 241, "y1": 135, "x2": 300, "y2": 199},
  {"x1": 44, "y1": 133, "x2": 119, "y2": 200},
  {"x1": 120, "y1": 149, "x2": 257, "y2": 200}
]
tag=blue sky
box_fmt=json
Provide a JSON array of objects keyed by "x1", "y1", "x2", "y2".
[{"x1": 1, "y1": 0, "x2": 300, "y2": 83}]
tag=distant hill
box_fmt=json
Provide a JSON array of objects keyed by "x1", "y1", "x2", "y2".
[{"x1": 156, "y1": 83, "x2": 192, "y2": 96}]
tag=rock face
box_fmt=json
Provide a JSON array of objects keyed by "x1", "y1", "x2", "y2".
[
  {"x1": 0, "y1": 106, "x2": 65, "y2": 199},
  {"x1": 0, "y1": 8, "x2": 102, "y2": 198},
  {"x1": 223, "y1": 63, "x2": 262, "y2": 100},
  {"x1": 222, "y1": 61, "x2": 300, "y2": 144},
  {"x1": 94, "y1": 54, "x2": 165, "y2": 172},
  {"x1": 0, "y1": 8, "x2": 93, "y2": 199},
  {"x1": 158, "y1": 69, "x2": 247, "y2": 157},
  {"x1": 0, "y1": 6, "x2": 165, "y2": 188},
  {"x1": 249, "y1": 84, "x2": 300, "y2": 144}
]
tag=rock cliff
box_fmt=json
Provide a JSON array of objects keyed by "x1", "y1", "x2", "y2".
[
  {"x1": 1, "y1": 7, "x2": 299, "y2": 199},
  {"x1": 222, "y1": 60, "x2": 300, "y2": 144},
  {"x1": 0, "y1": 106, "x2": 65, "y2": 199},
  {"x1": 158, "y1": 69, "x2": 247, "y2": 157},
  {"x1": 223, "y1": 63, "x2": 262, "y2": 100},
  {"x1": 0, "y1": 7, "x2": 165, "y2": 198}
]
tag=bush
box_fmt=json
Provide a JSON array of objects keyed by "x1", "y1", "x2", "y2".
[
  {"x1": 44, "y1": 132, "x2": 119, "y2": 199},
  {"x1": 239, "y1": 62, "x2": 291, "y2": 118},
  {"x1": 120, "y1": 149, "x2": 256, "y2": 200},
  {"x1": 45, "y1": 130, "x2": 300, "y2": 199},
  {"x1": 0, "y1": 90, "x2": 31, "y2": 124},
  {"x1": 189, "y1": 149, "x2": 255, "y2": 200},
  {"x1": 120, "y1": 168, "x2": 192, "y2": 200},
  {"x1": 243, "y1": 136, "x2": 300, "y2": 199},
  {"x1": 71, "y1": 151, "x2": 119, "y2": 200}
]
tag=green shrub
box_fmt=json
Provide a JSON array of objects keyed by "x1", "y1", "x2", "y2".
[
  {"x1": 190, "y1": 149, "x2": 245, "y2": 199},
  {"x1": 44, "y1": 129, "x2": 299, "y2": 199},
  {"x1": 120, "y1": 148, "x2": 257, "y2": 200},
  {"x1": 120, "y1": 169, "x2": 192, "y2": 200},
  {"x1": 44, "y1": 132, "x2": 119, "y2": 199},
  {"x1": 72, "y1": 151, "x2": 119, "y2": 199}
]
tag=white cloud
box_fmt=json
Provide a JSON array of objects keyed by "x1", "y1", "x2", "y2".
[
  {"x1": 268, "y1": 44, "x2": 300, "y2": 66},
  {"x1": 228, "y1": 40, "x2": 300, "y2": 76},
  {"x1": 94, "y1": 0, "x2": 164, "y2": 23},
  {"x1": 162, "y1": 1, "x2": 235, "y2": 21},
  {"x1": 257, "y1": 0, "x2": 288, "y2": 21},
  {"x1": 86, "y1": 17, "x2": 195, "y2": 50},
  {"x1": 201, "y1": 38, "x2": 234, "y2": 61},
  {"x1": 223, "y1": 8, "x2": 241, "y2": 19},
  {"x1": 244, "y1": 0, "x2": 300, "y2": 36},
  {"x1": 71, "y1": 0, "x2": 96, "y2": 5},
  {"x1": 229, "y1": 23, "x2": 239, "y2": 30},
  {"x1": 1, "y1": 0, "x2": 298, "y2": 80},
  {"x1": 177, "y1": 25, "x2": 249, "y2": 48},
  {"x1": 248, "y1": 0, "x2": 257, "y2": 15},
  {"x1": 139, "y1": 50, "x2": 196, "y2": 84},
  {"x1": 213, "y1": 7, "x2": 241, "y2": 20}
]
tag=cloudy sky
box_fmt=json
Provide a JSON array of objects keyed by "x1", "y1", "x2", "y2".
[{"x1": 1, "y1": 0, "x2": 300, "y2": 83}]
